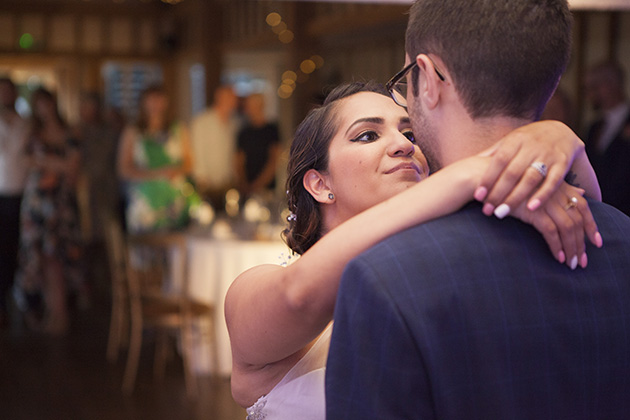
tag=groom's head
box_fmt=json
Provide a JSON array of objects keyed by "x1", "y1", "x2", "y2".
[{"x1": 402, "y1": 0, "x2": 573, "y2": 168}]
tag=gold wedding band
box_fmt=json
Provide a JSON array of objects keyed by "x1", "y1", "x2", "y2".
[{"x1": 565, "y1": 196, "x2": 578, "y2": 210}]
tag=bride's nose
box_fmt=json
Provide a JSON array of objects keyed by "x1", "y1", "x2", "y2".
[{"x1": 389, "y1": 132, "x2": 415, "y2": 157}]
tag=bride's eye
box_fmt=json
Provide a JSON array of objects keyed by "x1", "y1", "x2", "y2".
[
  {"x1": 351, "y1": 130, "x2": 380, "y2": 143},
  {"x1": 402, "y1": 130, "x2": 416, "y2": 144}
]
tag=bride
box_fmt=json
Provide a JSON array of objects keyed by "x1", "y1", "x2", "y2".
[{"x1": 225, "y1": 81, "x2": 601, "y2": 420}]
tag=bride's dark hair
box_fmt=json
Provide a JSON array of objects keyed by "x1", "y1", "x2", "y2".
[{"x1": 283, "y1": 81, "x2": 390, "y2": 255}]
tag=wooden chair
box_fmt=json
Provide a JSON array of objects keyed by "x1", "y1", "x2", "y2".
[
  {"x1": 121, "y1": 231, "x2": 217, "y2": 399},
  {"x1": 104, "y1": 214, "x2": 129, "y2": 364}
]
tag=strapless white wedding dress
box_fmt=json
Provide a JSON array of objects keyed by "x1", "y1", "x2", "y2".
[{"x1": 246, "y1": 323, "x2": 332, "y2": 420}]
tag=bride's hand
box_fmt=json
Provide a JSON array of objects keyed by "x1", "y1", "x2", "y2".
[
  {"x1": 474, "y1": 120, "x2": 583, "y2": 214},
  {"x1": 510, "y1": 182, "x2": 603, "y2": 269}
]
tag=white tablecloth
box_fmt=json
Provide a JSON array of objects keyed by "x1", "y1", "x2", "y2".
[{"x1": 186, "y1": 236, "x2": 290, "y2": 376}]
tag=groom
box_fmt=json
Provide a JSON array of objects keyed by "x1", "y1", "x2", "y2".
[{"x1": 326, "y1": 0, "x2": 630, "y2": 419}]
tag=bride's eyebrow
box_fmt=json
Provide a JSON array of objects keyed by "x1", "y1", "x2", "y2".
[
  {"x1": 344, "y1": 117, "x2": 384, "y2": 136},
  {"x1": 400, "y1": 117, "x2": 411, "y2": 125}
]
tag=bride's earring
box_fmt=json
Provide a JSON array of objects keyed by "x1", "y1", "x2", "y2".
[{"x1": 328, "y1": 193, "x2": 335, "y2": 201}]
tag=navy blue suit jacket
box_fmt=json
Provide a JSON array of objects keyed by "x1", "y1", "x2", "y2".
[{"x1": 326, "y1": 201, "x2": 630, "y2": 420}]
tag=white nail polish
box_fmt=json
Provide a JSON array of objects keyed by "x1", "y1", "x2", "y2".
[
  {"x1": 494, "y1": 204, "x2": 511, "y2": 219},
  {"x1": 570, "y1": 255, "x2": 578, "y2": 270}
]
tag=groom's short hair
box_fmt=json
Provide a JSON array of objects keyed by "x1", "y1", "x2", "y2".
[{"x1": 405, "y1": 0, "x2": 573, "y2": 121}]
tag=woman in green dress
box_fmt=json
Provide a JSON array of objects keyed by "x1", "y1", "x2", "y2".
[{"x1": 118, "y1": 85, "x2": 198, "y2": 233}]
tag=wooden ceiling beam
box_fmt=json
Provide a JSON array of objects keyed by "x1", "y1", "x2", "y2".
[
  {"x1": 305, "y1": 5, "x2": 408, "y2": 38},
  {"x1": 0, "y1": 0, "x2": 167, "y2": 18},
  {"x1": 290, "y1": 0, "x2": 630, "y2": 11}
]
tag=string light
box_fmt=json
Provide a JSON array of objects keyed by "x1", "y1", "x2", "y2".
[
  {"x1": 311, "y1": 55, "x2": 325, "y2": 69},
  {"x1": 277, "y1": 84, "x2": 294, "y2": 99},
  {"x1": 282, "y1": 71, "x2": 297, "y2": 82},
  {"x1": 265, "y1": 13, "x2": 326, "y2": 99},
  {"x1": 278, "y1": 30, "x2": 294, "y2": 44},
  {"x1": 271, "y1": 21, "x2": 287, "y2": 35},
  {"x1": 300, "y1": 59, "x2": 316, "y2": 74},
  {"x1": 266, "y1": 12, "x2": 282, "y2": 27}
]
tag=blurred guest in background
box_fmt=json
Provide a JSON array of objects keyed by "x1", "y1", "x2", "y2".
[
  {"x1": 75, "y1": 92, "x2": 120, "y2": 230},
  {"x1": 584, "y1": 60, "x2": 630, "y2": 216},
  {"x1": 190, "y1": 85, "x2": 240, "y2": 208},
  {"x1": 74, "y1": 91, "x2": 121, "y2": 291},
  {"x1": 235, "y1": 93, "x2": 281, "y2": 198},
  {"x1": 117, "y1": 84, "x2": 196, "y2": 233},
  {"x1": 16, "y1": 87, "x2": 83, "y2": 335},
  {"x1": 103, "y1": 105, "x2": 128, "y2": 223},
  {"x1": 104, "y1": 105, "x2": 126, "y2": 140},
  {"x1": 0, "y1": 77, "x2": 28, "y2": 328},
  {"x1": 540, "y1": 87, "x2": 575, "y2": 130}
]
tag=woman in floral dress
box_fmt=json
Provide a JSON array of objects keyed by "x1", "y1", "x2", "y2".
[
  {"x1": 17, "y1": 87, "x2": 83, "y2": 335},
  {"x1": 117, "y1": 85, "x2": 197, "y2": 234}
]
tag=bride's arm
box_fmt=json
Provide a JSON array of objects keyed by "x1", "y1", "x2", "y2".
[
  {"x1": 470, "y1": 120, "x2": 602, "y2": 268},
  {"x1": 226, "y1": 156, "x2": 486, "y2": 369},
  {"x1": 475, "y1": 120, "x2": 601, "y2": 212}
]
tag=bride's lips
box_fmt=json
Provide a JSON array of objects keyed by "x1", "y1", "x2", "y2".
[{"x1": 385, "y1": 162, "x2": 422, "y2": 175}]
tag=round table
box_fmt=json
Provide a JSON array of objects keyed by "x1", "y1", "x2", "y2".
[{"x1": 186, "y1": 236, "x2": 291, "y2": 376}]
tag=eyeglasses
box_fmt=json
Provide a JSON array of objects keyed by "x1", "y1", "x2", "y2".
[{"x1": 386, "y1": 57, "x2": 446, "y2": 109}]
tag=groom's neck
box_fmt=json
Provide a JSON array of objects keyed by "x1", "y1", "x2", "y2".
[{"x1": 438, "y1": 114, "x2": 532, "y2": 168}]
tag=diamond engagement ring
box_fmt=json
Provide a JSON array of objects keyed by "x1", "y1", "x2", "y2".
[
  {"x1": 565, "y1": 196, "x2": 578, "y2": 210},
  {"x1": 530, "y1": 161, "x2": 548, "y2": 178}
]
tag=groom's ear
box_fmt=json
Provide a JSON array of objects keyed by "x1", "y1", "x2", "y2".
[
  {"x1": 303, "y1": 169, "x2": 332, "y2": 204},
  {"x1": 416, "y1": 54, "x2": 442, "y2": 110}
]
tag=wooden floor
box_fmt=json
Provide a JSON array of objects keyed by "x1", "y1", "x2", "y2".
[{"x1": 0, "y1": 291, "x2": 246, "y2": 420}]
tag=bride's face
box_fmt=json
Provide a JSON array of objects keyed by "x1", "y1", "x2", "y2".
[{"x1": 324, "y1": 91, "x2": 428, "y2": 220}]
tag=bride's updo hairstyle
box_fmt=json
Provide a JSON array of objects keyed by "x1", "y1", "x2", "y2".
[{"x1": 283, "y1": 81, "x2": 390, "y2": 255}]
